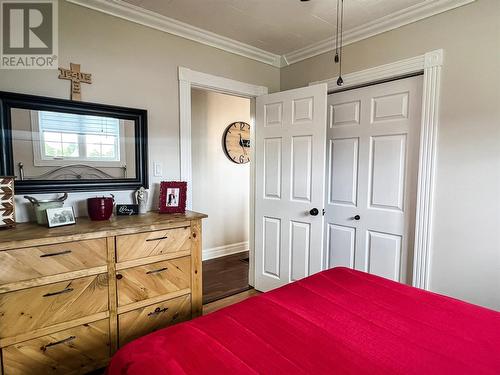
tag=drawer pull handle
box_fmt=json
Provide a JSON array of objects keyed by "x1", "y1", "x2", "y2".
[
  {"x1": 40, "y1": 250, "x2": 72, "y2": 258},
  {"x1": 146, "y1": 267, "x2": 168, "y2": 275},
  {"x1": 148, "y1": 307, "x2": 169, "y2": 317},
  {"x1": 41, "y1": 336, "x2": 76, "y2": 351},
  {"x1": 43, "y1": 287, "x2": 74, "y2": 297},
  {"x1": 146, "y1": 236, "x2": 168, "y2": 242}
]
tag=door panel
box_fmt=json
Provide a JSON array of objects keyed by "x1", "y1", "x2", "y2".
[
  {"x1": 367, "y1": 230, "x2": 402, "y2": 280},
  {"x1": 325, "y1": 76, "x2": 422, "y2": 283},
  {"x1": 371, "y1": 92, "x2": 409, "y2": 123},
  {"x1": 292, "y1": 97, "x2": 314, "y2": 124},
  {"x1": 291, "y1": 135, "x2": 312, "y2": 202},
  {"x1": 329, "y1": 137, "x2": 359, "y2": 206},
  {"x1": 263, "y1": 217, "x2": 281, "y2": 278},
  {"x1": 264, "y1": 103, "x2": 283, "y2": 127},
  {"x1": 264, "y1": 138, "x2": 282, "y2": 199},
  {"x1": 330, "y1": 100, "x2": 360, "y2": 127},
  {"x1": 255, "y1": 84, "x2": 327, "y2": 291},
  {"x1": 369, "y1": 134, "x2": 407, "y2": 211},
  {"x1": 327, "y1": 224, "x2": 355, "y2": 268},
  {"x1": 290, "y1": 221, "x2": 311, "y2": 281}
]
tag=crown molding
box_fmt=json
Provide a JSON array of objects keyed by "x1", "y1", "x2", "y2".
[
  {"x1": 67, "y1": 0, "x2": 473, "y2": 69},
  {"x1": 66, "y1": 0, "x2": 282, "y2": 68},
  {"x1": 282, "y1": 0, "x2": 475, "y2": 66}
]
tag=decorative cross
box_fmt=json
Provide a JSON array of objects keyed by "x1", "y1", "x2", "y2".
[{"x1": 58, "y1": 63, "x2": 92, "y2": 101}]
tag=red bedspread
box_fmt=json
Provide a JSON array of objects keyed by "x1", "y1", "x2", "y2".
[{"x1": 108, "y1": 267, "x2": 500, "y2": 374}]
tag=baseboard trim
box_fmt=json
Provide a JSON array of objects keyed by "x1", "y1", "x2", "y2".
[{"x1": 202, "y1": 241, "x2": 249, "y2": 261}]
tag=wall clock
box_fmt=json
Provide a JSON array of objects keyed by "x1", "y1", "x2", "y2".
[{"x1": 222, "y1": 122, "x2": 251, "y2": 164}]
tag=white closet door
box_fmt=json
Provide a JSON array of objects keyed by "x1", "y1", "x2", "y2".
[
  {"x1": 325, "y1": 76, "x2": 423, "y2": 283},
  {"x1": 255, "y1": 84, "x2": 327, "y2": 291}
]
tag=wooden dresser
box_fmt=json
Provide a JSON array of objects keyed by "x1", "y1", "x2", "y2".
[{"x1": 0, "y1": 211, "x2": 206, "y2": 375}]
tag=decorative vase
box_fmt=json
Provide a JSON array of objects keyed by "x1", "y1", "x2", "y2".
[{"x1": 87, "y1": 195, "x2": 115, "y2": 221}]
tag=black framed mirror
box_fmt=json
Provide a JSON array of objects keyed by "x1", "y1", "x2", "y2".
[{"x1": 0, "y1": 91, "x2": 148, "y2": 193}]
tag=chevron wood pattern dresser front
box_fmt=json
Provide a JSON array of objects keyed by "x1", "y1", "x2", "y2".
[{"x1": 0, "y1": 211, "x2": 206, "y2": 375}]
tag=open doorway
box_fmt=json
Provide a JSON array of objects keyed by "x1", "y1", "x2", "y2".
[{"x1": 190, "y1": 88, "x2": 252, "y2": 304}]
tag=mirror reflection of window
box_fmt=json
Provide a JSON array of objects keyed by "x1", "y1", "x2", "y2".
[
  {"x1": 10, "y1": 108, "x2": 137, "y2": 181},
  {"x1": 35, "y1": 111, "x2": 121, "y2": 163}
]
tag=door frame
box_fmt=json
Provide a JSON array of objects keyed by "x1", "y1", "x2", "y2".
[
  {"x1": 311, "y1": 49, "x2": 444, "y2": 290},
  {"x1": 178, "y1": 67, "x2": 268, "y2": 286}
]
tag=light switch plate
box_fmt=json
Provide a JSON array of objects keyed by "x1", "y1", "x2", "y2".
[{"x1": 153, "y1": 162, "x2": 162, "y2": 177}]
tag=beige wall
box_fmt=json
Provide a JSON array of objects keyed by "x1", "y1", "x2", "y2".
[
  {"x1": 191, "y1": 89, "x2": 250, "y2": 254},
  {"x1": 0, "y1": 0, "x2": 279, "y2": 221},
  {"x1": 281, "y1": 0, "x2": 500, "y2": 310}
]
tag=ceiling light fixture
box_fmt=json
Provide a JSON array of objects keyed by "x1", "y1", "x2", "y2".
[{"x1": 335, "y1": 0, "x2": 345, "y2": 86}]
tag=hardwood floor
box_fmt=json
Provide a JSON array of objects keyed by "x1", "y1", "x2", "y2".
[
  {"x1": 202, "y1": 251, "x2": 250, "y2": 304},
  {"x1": 203, "y1": 289, "x2": 261, "y2": 315}
]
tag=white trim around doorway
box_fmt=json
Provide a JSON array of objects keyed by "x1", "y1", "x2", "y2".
[
  {"x1": 178, "y1": 67, "x2": 268, "y2": 286},
  {"x1": 311, "y1": 49, "x2": 444, "y2": 290}
]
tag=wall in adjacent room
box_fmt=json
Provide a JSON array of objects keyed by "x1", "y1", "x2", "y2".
[
  {"x1": 281, "y1": 0, "x2": 500, "y2": 310},
  {"x1": 0, "y1": 0, "x2": 279, "y2": 221},
  {"x1": 191, "y1": 89, "x2": 250, "y2": 258}
]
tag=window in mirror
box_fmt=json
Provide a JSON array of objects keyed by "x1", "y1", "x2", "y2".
[
  {"x1": 11, "y1": 108, "x2": 137, "y2": 180},
  {"x1": 34, "y1": 111, "x2": 122, "y2": 164}
]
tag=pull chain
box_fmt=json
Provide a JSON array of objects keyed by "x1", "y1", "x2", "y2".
[
  {"x1": 334, "y1": 0, "x2": 340, "y2": 63},
  {"x1": 337, "y1": 0, "x2": 344, "y2": 86}
]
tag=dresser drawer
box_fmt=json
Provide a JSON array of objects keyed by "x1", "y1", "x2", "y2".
[
  {"x1": 0, "y1": 274, "x2": 109, "y2": 339},
  {"x1": 0, "y1": 238, "x2": 107, "y2": 285},
  {"x1": 118, "y1": 294, "x2": 191, "y2": 347},
  {"x1": 2, "y1": 319, "x2": 110, "y2": 375},
  {"x1": 117, "y1": 256, "x2": 191, "y2": 306},
  {"x1": 116, "y1": 226, "x2": 192, "y2": 262}
]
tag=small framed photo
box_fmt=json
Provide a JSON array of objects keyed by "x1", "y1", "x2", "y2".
[
  {"x1": 46, "y1": 207, "x2": 76, "y2": 228},
  {"x1": 159, "y1": 181, "x2": 187, "y2": 214}
]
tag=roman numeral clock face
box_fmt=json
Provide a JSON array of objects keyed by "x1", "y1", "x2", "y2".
[{"x1": 222, "y1": 122, "x2": 251, "y2": 164}]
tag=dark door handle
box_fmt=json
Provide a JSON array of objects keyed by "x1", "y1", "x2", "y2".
[
  {"x1": 353, "y1": 215, "x2": 361, "y2": 221},
  {"x1": 309, "y1": 208, "x2": 319, "y2": 216}
]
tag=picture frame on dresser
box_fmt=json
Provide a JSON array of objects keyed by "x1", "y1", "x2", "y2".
[
  {"x1": 46, "y1": 206, "x2": 76, "y2": 228},
  {"x1": 159, "y1": 181, "x2": 187, "y2": 214}
]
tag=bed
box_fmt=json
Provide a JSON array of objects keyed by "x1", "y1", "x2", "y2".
[{"x1": 107, "y1": 267, "x2": 500, "y2": 374}]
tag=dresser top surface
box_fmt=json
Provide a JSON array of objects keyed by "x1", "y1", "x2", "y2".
[{"x1": 0, "y1": 211, "x2": 207, "y2": 250}]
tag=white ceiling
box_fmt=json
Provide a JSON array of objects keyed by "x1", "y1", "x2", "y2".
[{"x1": 123, "y1": 0, "x2": 428, "y2": 55}]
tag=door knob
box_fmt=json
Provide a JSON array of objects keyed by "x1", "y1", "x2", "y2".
[
  {"x1": 353, "y1": 215, "x2": 361, "y2": 221},
  {"x1": 309, "y1": 208, "x2": 319, "y2": 216}
]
